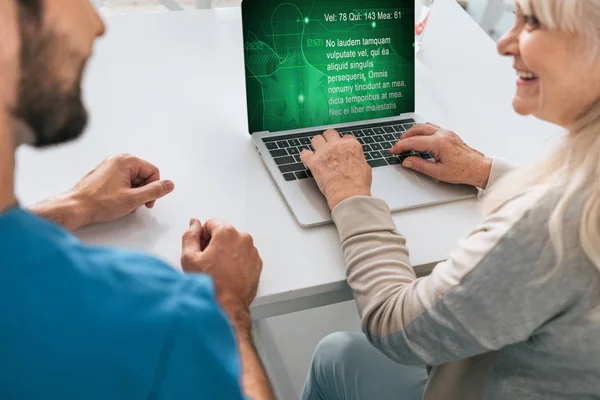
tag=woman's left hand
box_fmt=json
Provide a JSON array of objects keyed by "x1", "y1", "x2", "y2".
[
  {"x1": 391, "y1": 124, "x2": 493, "y2": 188},
  {"x1": 300, "y1": 129, "x2": 372, "y2": 211}
]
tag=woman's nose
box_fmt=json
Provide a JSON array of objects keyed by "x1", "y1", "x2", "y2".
[{"x1": 497, "y1": 24, "x2": 520, "y2": 57}]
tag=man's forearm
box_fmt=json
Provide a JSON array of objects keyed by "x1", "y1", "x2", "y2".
[
  {"x1": 30, "y1": 193, "x2": 88, "y2": 231},
  {"x1": 222, "y1": 301, "x2": 275, "y2": 400},
  {"x1": 235, "y1": 326, "x2": 276, "y2": 400}
]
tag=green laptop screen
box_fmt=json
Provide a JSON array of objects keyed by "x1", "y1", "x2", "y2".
[{"x1": 242, "y1": 0, "x2": 415, "y2": 134}]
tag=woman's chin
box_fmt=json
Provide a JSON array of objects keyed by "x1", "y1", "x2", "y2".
[{"x1": 512, "y1": 97, "x2": 535, "y2": 116}]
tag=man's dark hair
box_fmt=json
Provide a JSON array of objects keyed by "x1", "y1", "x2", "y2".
[
  {"x1": 18, "y1": 0, "x2": 41, "y2": 9},
  {"x1": 18, "y1": 0, "x2": 42, "y2": 19}
]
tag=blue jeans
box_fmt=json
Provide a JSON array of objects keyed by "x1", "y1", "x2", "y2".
[{"x1": 301, "y1": 332, "x2": 428, "y2": 400}]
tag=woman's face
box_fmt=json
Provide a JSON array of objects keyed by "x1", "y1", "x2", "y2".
[{"x1": 497, "y1": 5, "x2": 600, "y2": 128}]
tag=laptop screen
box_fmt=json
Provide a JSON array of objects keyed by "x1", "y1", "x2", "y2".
[{"x1": 242, "y1": 0, "x2": 415, "y2": 134}]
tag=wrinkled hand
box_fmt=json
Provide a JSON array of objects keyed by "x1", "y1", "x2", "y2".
[
  {"x1": 54, "y1": 154, "x2": 174, "y2": 230},
  {"x1": 300, "y1": 129, "x2": 372, "y2": 211},
  {"x1": 181, "y1": 219, "x2": 263, "y2": 325},
  {"x1": 391, "y1": 124, "x2": 492, "y2": 188}
]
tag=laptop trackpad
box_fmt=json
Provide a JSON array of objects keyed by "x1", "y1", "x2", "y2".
[{"x1": 372, "y1": 165, "x2": 444, "y2": 210}]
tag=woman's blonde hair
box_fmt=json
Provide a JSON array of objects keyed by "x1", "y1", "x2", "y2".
[{"x1": 483, "y1": 0, "x2": 600, "y2": 270}]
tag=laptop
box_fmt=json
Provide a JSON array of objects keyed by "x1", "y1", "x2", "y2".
[{"x1": 242, "y1": 0, "x2": 477, "y2": 227}]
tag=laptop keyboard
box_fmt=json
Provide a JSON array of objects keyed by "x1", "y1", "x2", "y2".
[{"x1": 262, "y1": 119, "x2": 434, "y2": 181}]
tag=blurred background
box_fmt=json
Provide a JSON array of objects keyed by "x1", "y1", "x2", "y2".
[{"x1": 94, "y1": 0, "x2": 516, "y2": 41}]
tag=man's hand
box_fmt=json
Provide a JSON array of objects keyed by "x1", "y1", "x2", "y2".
[
  {"x1": 181, "y1": 220, "x2": 274, "y2": 399},
  {"x1": 181, "y1": 218, "x2": 262, "y2": 329},
  {"x1": 32, "y1": 154, "x2": 174, "y2": 230},
  {"x1": 300, "y1": 129, "x2": 372, "y2": 211},
  {"x1": 391, "y1": 124, "x2": 493, "y2": 188}
]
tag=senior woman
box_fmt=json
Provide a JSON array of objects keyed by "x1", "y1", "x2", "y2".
[{"x1": 299, "y1": 1, "x2": 600, "y2": 399}]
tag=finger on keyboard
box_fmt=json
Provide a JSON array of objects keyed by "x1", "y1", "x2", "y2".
[
  {"x1": 400, "y1": 124, "x2": 438, "y2": 139},
  {"x1": 391, "y1": 136, "x2": 433, "y2": 154}
]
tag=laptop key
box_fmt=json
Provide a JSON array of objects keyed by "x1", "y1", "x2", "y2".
[
  {"x1": 420, "y1": 152, "x2": 434, "y2": 159},
  {"x1": 393, "y1": 125, "x2": 405, "y2": 132},
  {"x1": 353, "y1": 130, "x2": 365, "y2": 138},
  {"x1": 383, "y1": 126, "x2": 395, "y2": 133},
  {"x1": 363, "y1": 129, "x2": 375, "y2": 136},
  {"x1": 300, "y1": 137, "x2": 311, "y2": 145},
  {"x1": 306, "y1": 170, "x2": 313, "y2": 177},
  {"x1": 368, "y1": 159, "x2": 388, "y2": 168},
  {"x1": 279, "y1": 163, "x2": 307, "y2": 173},
  {"x1": 365, "y1": 153, "x2": 372, "y2": 160},
  {"x1": 298, "y1": 145, "x2": 310, "y2": 152},
  {"x1": 374, "y1": 135, "x2": 386, "y2": 143},
  {"x1": 266, "y1": 142, "x2": 278, "y2": 150},
  {"x1": 380, "y1": 150, "x2": 392, "y2": 158},
  {"x1": 371, "y1": 143, "x2": 382, "y2": 151},
  {"x1": 277, "y1": 141, "x2": 290, "y2": 148},
  {"x1": 270, "y1": 149, "x2": 288, "y2": 157},
  {"x1": 386, "y1": 157, "x2": 401, "y2": 165},
  {"x1": 283, "y1": 173, "x2": 296, "y2": 181},
  {"x1": 294, "y1": 155, "x2": 302, "y2": 163},
  {"x1": 384, "y1": 134, "x2": 395, "y2": 141},
  {"x1": 370, "y1": 151, "x2": 382, "y2": 159},
  {"x1": 364, "y1": 137, "x2": 374, "y2": 144},
  {"x1": 362, "y1": 145, "x2": 372, "y2": 152},
  {"x1": 403, "y1": 123, "x2": 415, "y2": 130},
  {"x1": 288, "y1": 147, "x2": 300, "y2": 155},
  {"x1": 274, "y1": 156, "x2": 296, "y2": 165},
  {"x1": 373, "y1": 128, "x2": 385, "y2": 134},
  {"x1": 295, "y1": 171, "x2": 309, "y2": 179},
  {"x1": 288, "y1": 139, "x2": 301, "y2": 146},
  {"x1": 357, "y1": 138, "x2": 365, "y2": 144},
  {"x1": 397, "y1": 152, "x2": 413, "y2": 162},
  {"x1": 381, "y1": 142, "x2": 393, "y2": 149}
]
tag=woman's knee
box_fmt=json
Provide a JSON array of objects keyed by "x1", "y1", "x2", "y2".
[
  {"x1": 304, "y1": 332, "x2": 380, "y2": 400},
  {"x1": 310, "y1": 332, "x2": 371, "y2": 378},
  {"x1": 305, "y1": 332, "x2": 427, "y2": 400}
]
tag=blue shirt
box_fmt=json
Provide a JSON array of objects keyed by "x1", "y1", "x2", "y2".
[{"x1": 0, "y1": 208, "x2": 245, "y2": 399}]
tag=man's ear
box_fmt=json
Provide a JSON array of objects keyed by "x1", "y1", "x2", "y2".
[{"x1": 0, "y1": 0, "x2": 21, "y2": 111}]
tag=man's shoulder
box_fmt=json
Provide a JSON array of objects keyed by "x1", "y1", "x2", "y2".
[
  {"x1": 1, "y1": 207, "x2": 214, "y2": 299},
  {"x1": 0, "y1": 210, "x2": 233, "y2": 398},
  {"x1": 2, "y1": 208, "x2": 222, "y2": 337}
]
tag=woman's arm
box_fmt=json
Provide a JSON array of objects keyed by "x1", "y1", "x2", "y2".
[
  {"x1": 485, "y1": 157, "x2": 519, "y2": 190},
  {"x1": 303, "y1": 128, "x2": 562, "y2": 366},
  {"x1": 332, "y1": 192, "x2": 574, "y2": 365}
]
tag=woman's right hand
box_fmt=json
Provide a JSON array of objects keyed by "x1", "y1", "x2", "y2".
[{"x1": 391, "y1": 124, "x2": 493, "y2": 188}]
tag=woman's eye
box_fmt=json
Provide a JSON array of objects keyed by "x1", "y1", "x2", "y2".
[{"x1": 523, "y1": 15, "x2": 540, "y2": 29}]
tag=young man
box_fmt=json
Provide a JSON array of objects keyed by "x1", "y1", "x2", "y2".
[{"x1": 0, "y1": 1, "x2": 274, "y2": 398}]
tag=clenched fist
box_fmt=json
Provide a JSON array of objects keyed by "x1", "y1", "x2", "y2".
[{"x1": 181, "y1": 219, "x2": 263, "y2": 328}]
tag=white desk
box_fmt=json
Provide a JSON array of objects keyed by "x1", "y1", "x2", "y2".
[
  {"x1": 15, "y1": 0, "x2": 560, "y2": 321},
  {"x1": 93, "y1": 0, "x2": 213, "y2": 11}
]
